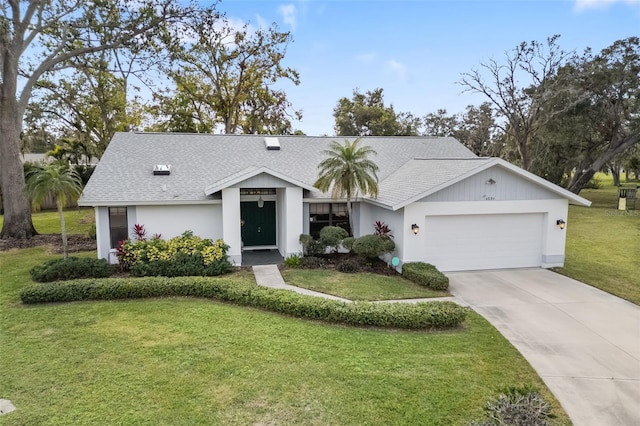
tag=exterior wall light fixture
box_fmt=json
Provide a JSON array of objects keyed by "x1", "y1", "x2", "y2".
[
  {"x1": 411, "y1": 224, "x2": 420, "y2": 235},
  {"x1": 257, "y1": 196, "x2": 264, "y2": 208},
  {"x1": 556, "y1": 219, "x2": 566, "y2": 230}
]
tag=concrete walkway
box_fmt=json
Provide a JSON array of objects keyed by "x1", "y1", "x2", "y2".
[{"x1": 447, "y1": 269, "x2": 640, "y2": 426}]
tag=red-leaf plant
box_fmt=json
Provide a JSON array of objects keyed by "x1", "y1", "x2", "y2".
[
  {"x1": 132, "y1": 223, "x2": 147, "y2": 241},
  {"x1": 374, "y1": 221, "x2": 394, "y2": 239}
]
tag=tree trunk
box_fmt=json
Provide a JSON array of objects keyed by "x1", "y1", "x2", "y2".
[
  {"x1": 610, "y1": 164, "x2": 621, "y2": 187},
  {"x1": 568, "y1": 137, "x2": 640, "y2": 194},
  {"x1": 0, "y1": 55, "x2": 37, "y2": 239},
  {"x1": 346, "y1": 194, "x2": 354, "y2": 237},
  {"x1": 57, "y1": 200, "x2": 69, "y2": 259}
]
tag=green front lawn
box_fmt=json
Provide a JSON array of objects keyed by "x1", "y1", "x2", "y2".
[
  {"x1": 558, "y1": 175, "x2": 640, "y2": 304},
  {"x1": 281, "y1": 268, "x2": 449, "y2": 301},
  {"x1": 0, "y1": 247, "x2": 569, "y2": 425},
  {"x1": 0, "y1": 208, "x2": 94, "y2": 235}
]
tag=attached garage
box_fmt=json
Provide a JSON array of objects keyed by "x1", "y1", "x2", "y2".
[{"x1": 423, "y1": 213, "x2": 544, "y2": 271}]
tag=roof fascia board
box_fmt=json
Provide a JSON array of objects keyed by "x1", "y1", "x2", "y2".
[
  {"x1": 204, "y1": 166, "x2": 317, "y2": 195},
  {"x1": 78, "y1": 199, "x2": 223, "y2": 207}
]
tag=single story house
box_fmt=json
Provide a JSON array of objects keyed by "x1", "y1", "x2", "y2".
[{"x1": 78, "y1": 133, "x2": 591, "y2": 271}]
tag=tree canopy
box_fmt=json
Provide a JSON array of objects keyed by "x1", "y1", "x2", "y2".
[
  {"x1": 148, "y1": 13, "x2": 301, "y2": 134},
  {"x1": 333, "y1": 88, "x2": 420, "y2": 136},
  {"x1": 1, "y1": 0, "x2": 195, "y2": 239}
]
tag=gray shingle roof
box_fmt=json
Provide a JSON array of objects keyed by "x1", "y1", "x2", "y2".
[
  {"x1": 375, "y1": 158, "x2": 494, "y2": 208},
  {"x1": 79, "y1": 133, "x2": 478, "y2": 206}
]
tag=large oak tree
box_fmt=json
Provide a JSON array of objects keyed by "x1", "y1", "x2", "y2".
[
  {"x1": 0, "y1": 0, "x2": 195, "y2": 239},
  {"x1": 151, "y1": 13, "x2": 301, "y2": 134}
]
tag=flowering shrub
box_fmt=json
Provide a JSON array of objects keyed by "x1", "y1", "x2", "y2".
[{"x1": 116, "y1": 230, "x2": 232, "y2": 276}]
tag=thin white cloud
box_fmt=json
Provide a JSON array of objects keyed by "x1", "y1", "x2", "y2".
[
  {"x1": 385, "y1": 60, "x2": 408, "y2": 79},
  {"x1": 356, "y1": 52, "x2": 377, "y2": 64},
  {"x1": 574, "y1": 0, "x2": 640, "y2": 11},
  {"x1": 278, "y1": 4, "x2": 298, "y2": 30},
  {"x1": 255, "y1": 14, "x2": 269, "y2": 30}
]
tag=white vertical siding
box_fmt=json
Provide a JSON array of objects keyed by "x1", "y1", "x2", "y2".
[{"x1": 422, "y1": 166, "x2": 563, "y2": 202}]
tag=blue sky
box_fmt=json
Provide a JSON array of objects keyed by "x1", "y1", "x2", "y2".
[{"x1": 216, "y1": 0, "x2": 640, "y2": 135}]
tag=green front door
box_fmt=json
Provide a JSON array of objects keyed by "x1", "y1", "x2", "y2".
[{"x1": 241, "y1": 201, "x2": 276, "y2": 246}]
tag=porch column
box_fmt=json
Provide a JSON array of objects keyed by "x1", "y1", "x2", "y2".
[
  {"x1": 283, "y1": 187, "x2": 303, "y2": 257},
  {"x1": 222, "y1": 188, "x2": 242, "y2": 265}
]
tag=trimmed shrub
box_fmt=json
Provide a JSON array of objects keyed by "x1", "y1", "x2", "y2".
[
  {"x1": 402, "y1": 262, "x2": 449, "y2": 291},
  {"x1": 130, "y1": 253, "x2": 233, "y2": 277},
  {"x1": 283, "y1": 254, "x2": 302, "y2": 268},
  {"x1": 352, "y1": 234, "x2": 395, "y2": 261},
  {"x1": 20, "y1": 277, "x2": 467, "y2": 329},
  {"x1": 342, "y1": 237, "x2": 355, "y2": 251},
  {"x1": 299, "y1": 234, "x2": 323, "y2": 256},
  {"x1": 301, "y1": 256, "x2": 326, "y2": 269},
  {"x1": 336, "y1": 259, "x2": 361, "y2": 273},
  {"x1": 30, "y1": 257, "x2": 113, "y2": 282},
  {"x1": 319, "y1": 226, "x2": 349, "y2": 253}
]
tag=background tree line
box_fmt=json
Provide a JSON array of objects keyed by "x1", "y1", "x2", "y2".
[
  {"x1": 333, "y1": 36, "x2": 639, "y2": 194},
  {"x1": 1, "y1": 0, "x2": 637, "y2": 240}
]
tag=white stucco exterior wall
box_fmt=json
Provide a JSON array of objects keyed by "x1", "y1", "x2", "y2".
[
  {"x1": 95, "y1": 207, "x2": 110, "y2": 261},
  {"x1": 402, "y1": 199, "x2": 569, "y2": 269},
  {"x1": 135, "y1": 204, "x2": 222, "y2": 240},
  {"x1": 222, "y1": 188, "x2": 242, "y2": 265},
  {"x1": 282, "y1": 187, "x2": 303, "y2": 257},
  {"x1": 96, "y1": 205, "x2": 137, "y2": 264}
]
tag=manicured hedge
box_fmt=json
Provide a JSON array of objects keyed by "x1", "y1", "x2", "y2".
[
  {"x1": 402, "y1": 262, "x2": 449, "y2": 291},
  {"x1": 30, "y1": 257, "x2": 114, "y2": 282},
  {"x1": 20, "y1": 277, "x2": 466, "y2": 329}
]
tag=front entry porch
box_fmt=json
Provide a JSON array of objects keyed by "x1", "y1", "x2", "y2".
[
  {"x1": 241, "y1": 249, "x2": 284, "y2": 266},
  {"x1": 221, "y1": 185, "x2": 304, "y2": 266}
]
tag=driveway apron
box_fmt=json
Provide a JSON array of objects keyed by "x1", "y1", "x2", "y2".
[{"x1": 448, "y1": 269, "x2": 640, "y2": 426}]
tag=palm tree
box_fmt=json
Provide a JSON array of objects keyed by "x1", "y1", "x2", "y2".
[
  {"x1": 24, "y1": 163, "x2": 83, "y2": 259},
  {"x1": 314, "y1": 138, "x2": 379, "y2": 235}
]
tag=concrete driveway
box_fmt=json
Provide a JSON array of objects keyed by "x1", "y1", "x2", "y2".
[{"x1": 447, "y1": 269, "x2": 640, "y2": 426}]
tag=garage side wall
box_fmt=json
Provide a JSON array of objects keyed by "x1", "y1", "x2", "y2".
[
  {"x1": 403, "y1": 199, "x2": 569, "y2": 271},
  {"x1": 359, "y1": 204, "x2": 405, "y2": 260}
]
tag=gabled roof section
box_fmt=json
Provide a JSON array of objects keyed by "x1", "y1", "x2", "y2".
[
  {"x1": 373, "y1": 158, "x2": 493, "y2": 209},
  {"x1": 372, "y1": 157, "x2": 591, "y2": 210},
  {"x1": 79, "y1": 133, "x2": 476, "y2": 206},
  {"x1": 204, "y1": 166, "x2": 317, "y2": 195}
]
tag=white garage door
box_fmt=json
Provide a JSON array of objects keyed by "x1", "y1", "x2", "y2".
[{"x1": 423, "y1": 214, "x2": 544, "y2": 271}]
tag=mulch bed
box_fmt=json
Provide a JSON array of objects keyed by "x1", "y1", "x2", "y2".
[{"x1": 0, "y1": 234, "x2": 97, "y2": 253}]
